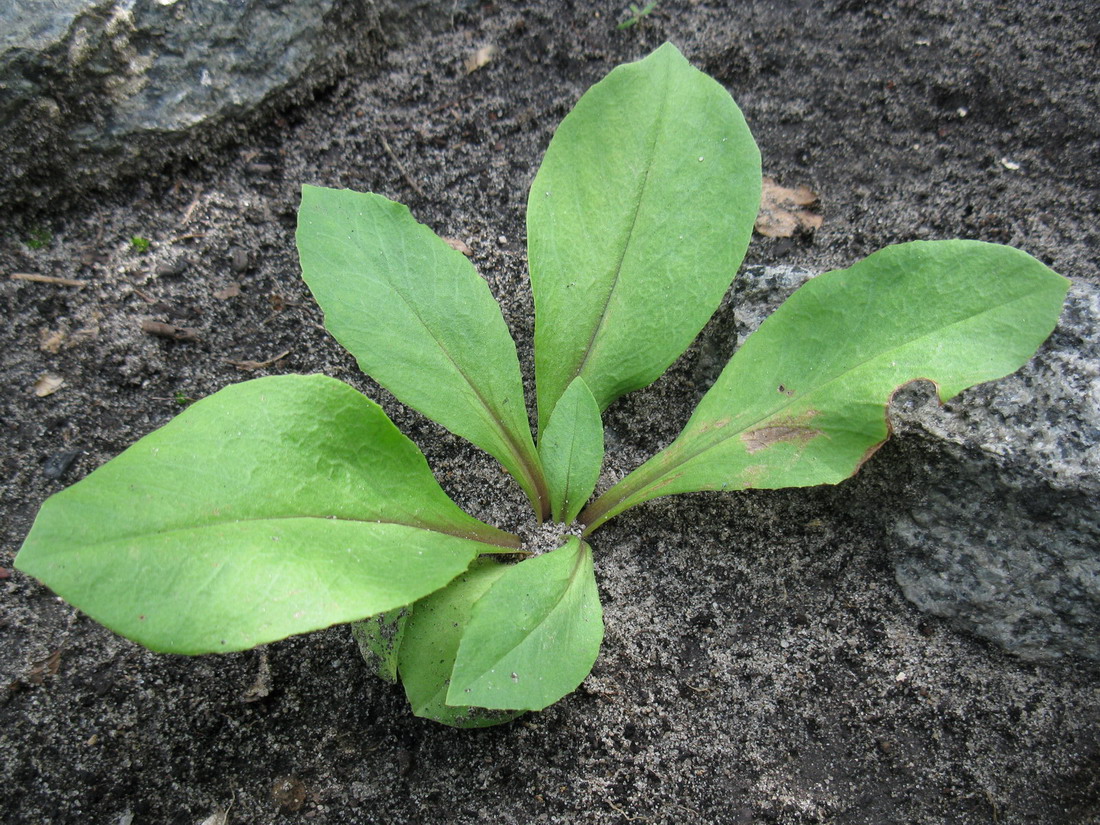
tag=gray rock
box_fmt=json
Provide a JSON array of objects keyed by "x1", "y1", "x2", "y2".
[
  {"x1": 0, "y1": 0, "x2": 445, "y2": 212},
  {"x1": 884, "y1": 281, "x2": 1100, "y2": 662},
  {"x1": 731, "y1": 264, "x2": 1099, "y2": 662}
]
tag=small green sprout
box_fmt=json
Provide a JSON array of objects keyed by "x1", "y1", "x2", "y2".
[
  {"x1": 618, "y1": 1, "x2": 659, "y2": 29},
  {"x1": 16, "y1": 44, "x2": 1068, "y2": 728},
  {"x1": 130, "y1": 236, "x2": 151, "y2": 253},
  {"x1": 25, "y1": 228, "x2": 52, "y2": 249}
]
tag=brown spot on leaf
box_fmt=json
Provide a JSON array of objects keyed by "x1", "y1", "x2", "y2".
[{"x1": 741, "y1": 411, "x2": 823, "y2": 454}]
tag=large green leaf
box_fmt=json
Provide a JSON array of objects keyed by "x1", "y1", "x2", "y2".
[
  {"x1": 16, "y1": 375, "x2": 517, "y2": 654},
  {"x1": 447, "y1": 537, "x2": 603, "y2": 711},
  {"x1": 583, "y1": 241, "x2": 1070, "y2": 530},
  {"x1": 297, "y1": 186, "x2": 548, "y2": 516},
  {"x1": 397, "y1": 558, "x2": 524, "y2": 728},
  {"x1": 528, "y1": 42, "x2": 761, "y2": 433},
  {"x1": 539, "y1": 377, "x2": 604, "y2": 523}
]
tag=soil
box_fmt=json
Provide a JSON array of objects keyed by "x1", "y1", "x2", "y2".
[{"x1": 2, "y1": 1, "x2": 1098, "y2": 823}]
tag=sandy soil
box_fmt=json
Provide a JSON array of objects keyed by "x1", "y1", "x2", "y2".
[{"x1": 2, "y1": 1, "x2": 1098, "y2": 823}]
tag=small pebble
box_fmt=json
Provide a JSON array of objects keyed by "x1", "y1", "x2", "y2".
[
  {"x1": 230, "y1": 247, "x2": 250, "y2": 273},
  {"x1": 44, "y1": 450, "x2": 81, "y2": 480},
  {"x1": 154, "y1": 261, "x2": 186, "y2": 278}
]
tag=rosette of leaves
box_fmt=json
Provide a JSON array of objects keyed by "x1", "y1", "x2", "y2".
[{"x1": 16, "y1": 44, "x2": 1069, "y2": 727}]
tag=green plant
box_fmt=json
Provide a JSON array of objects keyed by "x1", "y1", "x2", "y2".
[
  {"x1": 618, "y1": 1, "x2": 660, "y2": 29},
  {"x1": 24, "y1": 227, "x2": 52, "y2": 249},
  {"x1": 16, "y1": 44, "x2": 1068, "y2": 727},
  {"x1": 130, "y1": 236, "x2": 151, "y2": 253}
]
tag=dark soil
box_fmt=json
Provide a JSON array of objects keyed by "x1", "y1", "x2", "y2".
[{"x1": 2, "y1": 1, "x2": 1098, "y2": 823}]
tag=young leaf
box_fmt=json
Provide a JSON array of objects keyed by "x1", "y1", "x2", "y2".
[
  {"x1": 16, "y1": 375, "x2": 518, "y2": 654},
  {"x1": 539, "y1": 376, "x2": 605, "y2": 523},
  {"x1": 351, "y1": 608, "x2": 410, "y2": 684},
  {"x1": 297, "y1": 186, "x2": 548, "y2": 517},
  {"x1": 528, "y1": 42, "x2": 761, "y2": 433},
  {"x1": 447, "y1": 537, "x2": 603, "y2": 712},
  {"x1": 583, "y1": 241, "x2": 1070, "y2": 530},
  {"x1": 398, "y1": 559, "x2": 524, "y2": 728}
]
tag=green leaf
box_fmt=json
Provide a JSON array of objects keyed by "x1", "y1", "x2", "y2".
[
  {"x1": 583, "y1": 241, "x2": 1070, "y2": 529},
  {"x1": 528, "y1": 42, "x2": 761, "y2": 433},
  {"x1": 447, "y1": 537, "x2": 603, "y2": 711},
  {"x1": 539, "y1": 377, "x2": 605, "y2": 523},
  {"x1": 15, "y1": 375, "x2": 517, "y2": 654},
  {"x1": 398, "y1": 559, "x2": 525, "y2": 728},
  {"x1": 351, "y1": 608, "x2": 410, "y2": 684},
  {"x1": 297, "y1": 186, "x2": 548, "y2": 516}
]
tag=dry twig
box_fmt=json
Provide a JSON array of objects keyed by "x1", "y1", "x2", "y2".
[{"x1": 11, "y1": 273, "x2": 87, "y2": 287}]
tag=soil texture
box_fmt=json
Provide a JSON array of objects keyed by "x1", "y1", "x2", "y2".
[{"x1": 2, "y1": 1, "x2": 1098, "y2": 823}]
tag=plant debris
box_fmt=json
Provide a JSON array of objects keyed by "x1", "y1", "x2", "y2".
[
  {"x1": 33, "y1": 374, "x2": 64, "y2": 397},
  {"x1": 464, "y1": 44, "x2": 496, "y2": 74},
  {"x1": 755, "y1": 176, "x2": 823, "y2": 238},
  {"x1": 224, "y1": 349, "x2": 291, "y2": 371},
  {"x1": 141, "y1": 320, "x2": 200, "y2": 342},
  {"x1": 11, "y1": 273, "x2": 88, "y2": 287}
]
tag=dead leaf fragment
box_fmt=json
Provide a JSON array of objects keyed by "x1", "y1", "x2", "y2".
[
  {"x1": 213, "y1": 284, "x2": 241, "y2": 300},
  {"x1": 198, "y1": 808, "x2": 229, "y2": 825},
  {"x1": 34, "y1": 374, "x2": 65, "y2": 397},
  {"x1": 27, "y1": 650, "x2": 62, "y2": 685},
  {"x1": 464, "y1": 44, "x2": 496, "y2": 74},
  {"x1": 225, "y1": 350, "x2": 291, "y2": 371},
  {"x1": 39, "y1": 329, "x2": 65, "y2": 353},
  {"x1": 141, "y1": 320, "x2": 200, "y2": 342},
  {"x1": 240, "y1": 648, "x2": 272, "y2": 703},
  {"x1": 11, "y1": 272, "x2": 87, "y2": 287},
  {"x1": 755, "y1": 177, "x2": 823, "y2": 238},
  {"x1": 443, "y1": 237, "x2": 473, "y2": 255}
]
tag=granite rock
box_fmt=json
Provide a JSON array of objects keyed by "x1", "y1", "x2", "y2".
[
  {"x1": 0, "y1": 0, "x2": 445, "y2": 212},
  {"x1": 730, "y1": 264, "x2": 1099, "y2": 662}
]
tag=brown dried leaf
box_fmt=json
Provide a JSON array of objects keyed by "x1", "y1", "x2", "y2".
[
  {"x1": 34, "y1": 374, "x2": 65, "y2": 397},
  {"x1": 240, "y1": 648, "x2": 272, "y2": 703},
  {"x1": 755, "y1": 177, "x2": 823, "y2": 238},
  {"x1": 141, "y1": 320, "x2": 200, "y2": 342},
  {"x1": 39, "y1": 329, "x2": 65, "y2": 353},
  {"x1": 464, "y1": 45, "x2": 496, "y2": 74},
  {"x1": 443, "y1": 237, "x2": 473, "y2": 256},
  {"x1": 225, "y1": 350, "x2": 291, "y2": 372},
  {"x1": 27, "y1": 650, "x2": 61, "y2": 685}
]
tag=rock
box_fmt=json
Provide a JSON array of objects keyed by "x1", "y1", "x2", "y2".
[
  {"x1": 730, "y1": 265, "x2": 1099, "y2": 662},
  {"x1": 882, "y1": 281, "x2": 1100, "y2": 662},
  {"x1": 0, "y1": 0, "x2": 447, "y2": 214}
]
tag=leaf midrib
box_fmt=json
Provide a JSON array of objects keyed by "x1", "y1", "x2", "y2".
[
  {"x1": 62, "y1": 514, "x2": 518, "y2": 552},
  {"x1": 569, "y1": 60, "x2": 672, "y2": 390}
]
